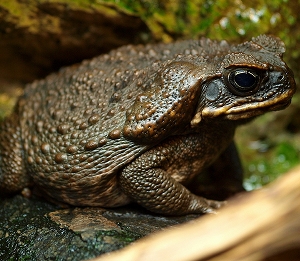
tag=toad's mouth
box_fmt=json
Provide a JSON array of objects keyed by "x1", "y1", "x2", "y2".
[
  {"x1": 200, "y1": 90, "x2": 293, "y2": 121},
  {"x1": 224, "y1": 98, "x2": 291, "y2": 120}
]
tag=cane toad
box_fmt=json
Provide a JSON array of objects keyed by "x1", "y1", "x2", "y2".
[{"x1": 0, "y1": 35, "x2": 296, "y2": 215}]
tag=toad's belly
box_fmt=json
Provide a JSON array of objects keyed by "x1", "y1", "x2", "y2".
[{"x1": 35, "y1": 171, "x2": 132, "y2": 207}]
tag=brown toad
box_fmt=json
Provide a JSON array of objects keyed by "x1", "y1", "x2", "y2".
[{"x1": 0, "y1": 35, "x2": 296, "y2": 215}]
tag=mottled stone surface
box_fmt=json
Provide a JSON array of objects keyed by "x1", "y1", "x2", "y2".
[
  {"x1": 0, "y1": 195, "x2": 200, "y2": 261},
  {"x1": 0, "y1": 1, "x2": 149, "y2": 83}
]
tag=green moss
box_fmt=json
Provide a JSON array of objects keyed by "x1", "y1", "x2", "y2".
[
  {"x1": 0, "y1": 94, "x2": 17, "y2": 120},
  {"x1": 242, "y1": 141, "x2": 300, "y2": 190},
  {"x1": 95, "y1": 0, "x2": 297, "y2": 43}
]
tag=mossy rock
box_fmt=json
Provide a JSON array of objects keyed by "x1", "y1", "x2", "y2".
[{"x1": 0, "y1": 195, "x2": 199, "y2": 260}]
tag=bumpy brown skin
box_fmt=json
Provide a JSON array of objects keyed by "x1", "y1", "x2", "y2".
[{"x1": 0, "y1": 35, "x2": 296, "y2": 215}]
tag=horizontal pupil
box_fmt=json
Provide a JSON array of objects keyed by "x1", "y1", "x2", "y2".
[{"x1": 234, "y1": 72, "x2": 257, "y2": 89}]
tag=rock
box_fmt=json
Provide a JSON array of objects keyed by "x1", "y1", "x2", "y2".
[
  {"x1": 0, "y1": 195, "x2": 200, "y2": 260},
  {"x1": 0, "y1": 1, "x2": 149, "y2": 83}
]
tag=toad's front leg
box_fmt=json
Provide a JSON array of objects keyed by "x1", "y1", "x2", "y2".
[{"x1": 119, "y1": 148, "x2": 223, "y2": 216}]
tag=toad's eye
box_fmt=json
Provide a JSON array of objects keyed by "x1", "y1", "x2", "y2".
[{"x1": 226, "y1": 68, "x2": 261, "y2": 96}]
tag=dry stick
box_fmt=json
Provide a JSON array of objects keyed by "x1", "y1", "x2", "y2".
[{"x1": 91, "y1": 165, "x2": 300, "y2": 261}]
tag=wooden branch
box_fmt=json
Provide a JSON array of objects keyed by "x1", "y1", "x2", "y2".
[{"x1": 91, "y1": 165, "x2": 300, "y2": 261}]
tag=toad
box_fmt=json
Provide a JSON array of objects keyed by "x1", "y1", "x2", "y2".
[{"x1": 0, "y1": 35, "x2": 296, "y2": 215}]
